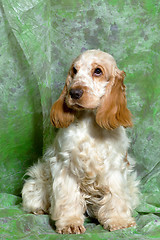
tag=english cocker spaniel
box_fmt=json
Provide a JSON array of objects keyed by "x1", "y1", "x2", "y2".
[{"x1": 22, "y1": 50, "x2": 139, "y2": 234}]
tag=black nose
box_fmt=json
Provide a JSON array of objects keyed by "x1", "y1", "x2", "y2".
[{"x1": 69, "y1": 88, "x2": 83, "y2": 99}]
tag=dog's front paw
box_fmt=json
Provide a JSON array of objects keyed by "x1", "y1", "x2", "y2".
[
  {"x1": 57, "y1": 224, "x2": 86, "y2": 234},
  {"x1": 104, "y1": 217, "x2": 136, "y2": 231},
  {"x1": 33, "y1": 209, "x2": 46, "y2": 215}
]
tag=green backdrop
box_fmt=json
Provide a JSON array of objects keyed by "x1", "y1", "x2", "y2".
[{"x1": 0, "y1": 0, "x2": 160, "y2": 239}]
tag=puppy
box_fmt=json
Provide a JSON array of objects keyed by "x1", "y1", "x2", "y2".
[{"x1": 22, "y1": 50, "x2": 139, "y2": 234}]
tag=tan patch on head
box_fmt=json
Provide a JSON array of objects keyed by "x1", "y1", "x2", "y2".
[{"x1": 91, "y1": 62, "x2": 109, "y2": 82}]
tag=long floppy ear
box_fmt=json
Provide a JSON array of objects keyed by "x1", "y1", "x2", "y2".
[
  {"x1": 96, "y1": 69, "x2": 133, "y2": 129},
  {"x1": 50, "y1": 84, "x2": 75, "y2": 128}
]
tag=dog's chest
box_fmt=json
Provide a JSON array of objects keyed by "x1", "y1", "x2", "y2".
[{"x1": 57, "y1": 116, "x2": 129, "y2": 179}]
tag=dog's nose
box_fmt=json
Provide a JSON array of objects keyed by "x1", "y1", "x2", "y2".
[{"x1": 69, "y1": 89, "x2": 83, "y2": 99}]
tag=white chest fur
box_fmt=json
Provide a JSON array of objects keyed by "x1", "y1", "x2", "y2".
[{"x1": 48, "y1": 112, "x2": 130, "y2": 181}]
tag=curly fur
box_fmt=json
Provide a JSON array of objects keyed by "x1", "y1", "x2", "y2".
[{"x1": 22, "y1": 50, "x2": 139, "y2": 234}]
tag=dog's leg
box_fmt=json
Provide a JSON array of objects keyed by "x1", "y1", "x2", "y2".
[
  {"x1": 50, "y1": 167, "x2": 86, "y2": 234},
  {"x1": 96, "y1": 171, "x2": 138, "y2": 231},
  {"x1": 22, "y1": 162, "x2": 51, "y2": 214}
]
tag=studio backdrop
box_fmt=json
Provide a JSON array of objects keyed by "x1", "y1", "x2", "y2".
[{"x1": 0, "y1": 0, "x2": 159, "y2": 239}]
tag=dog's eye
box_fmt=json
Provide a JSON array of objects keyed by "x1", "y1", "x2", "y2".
[
  {"x1": 73, "y1": 67, "x2": 77, "y2": 75},
  {"x1": 93, "y1": 68, "x2": 102, "y2": 76}
]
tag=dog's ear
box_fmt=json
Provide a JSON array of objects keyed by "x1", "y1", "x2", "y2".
[
  {"x1": 50, "y1": 81, "x2": 75, "y2": 128},
  {"x1": 96, "y1": 69, "x2": 133, "y2": 130}
]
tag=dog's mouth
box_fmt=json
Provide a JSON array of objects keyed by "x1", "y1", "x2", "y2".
[
  {"x1": 65, "y1": 86, "x2": 100, "y2": 111},
  {"x1": 66, "y1": 99, "x2": 85, "y2": 110},
  {"x1": 73, "y1": 104, "x2": 85, "y2": 110},
  {"x1": 66, "y1": 100, "x2": 98, "y2": 112}
]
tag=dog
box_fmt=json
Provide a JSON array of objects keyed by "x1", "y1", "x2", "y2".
[{"x1": 22, "y1": 49, "x2": 139, "y2": 234}]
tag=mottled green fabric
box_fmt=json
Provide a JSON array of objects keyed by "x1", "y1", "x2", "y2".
[{"x1": 0, "y1": 0, "x2": 160, "y2": 239}]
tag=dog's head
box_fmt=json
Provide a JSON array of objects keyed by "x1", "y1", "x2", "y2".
[{"x1": 50, "y1": 50, "x2": 132, "y2": 129}]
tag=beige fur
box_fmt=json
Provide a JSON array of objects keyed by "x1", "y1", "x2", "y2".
[{"x1": 22, "y1": 50, "x2": 139, "y2": 234}]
